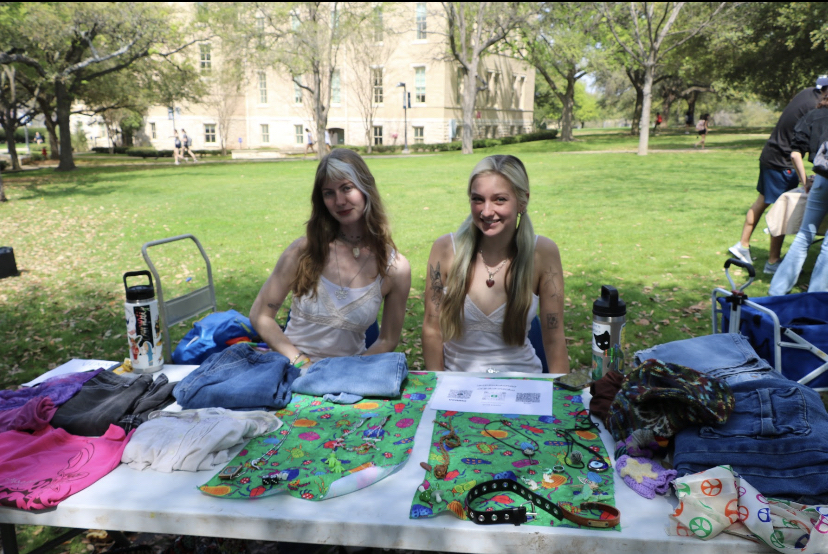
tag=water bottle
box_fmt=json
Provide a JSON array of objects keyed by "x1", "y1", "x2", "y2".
[
  {"x1": 591, "y1": 285, "x2": 626, "y2": 380},
  {"x1": 124, "y1": 270, "x2": 163, "y2": 373}
]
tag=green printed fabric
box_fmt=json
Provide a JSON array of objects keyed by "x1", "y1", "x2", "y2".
[
  {"x1": 200, "y1": 372, "x2": 436, "y2": 501},
  {"x1": 409, "y1": 384, "x2": 617, "y2": 529}
]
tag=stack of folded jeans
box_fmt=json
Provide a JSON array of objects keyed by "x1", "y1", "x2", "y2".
[{"x1": 636, "y1": 333, "x2": 828, "y2": 503}]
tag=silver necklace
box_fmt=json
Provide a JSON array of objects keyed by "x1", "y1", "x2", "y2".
[
  {"x1": 334, "y1": 240, "x2": 371, "y2": 300},
  {"x1": 338, "y1": 231, "x2": 363, "y2": 259},
  {"x1": 479, "y1": 250, "x2": 508, "y2": 288}
]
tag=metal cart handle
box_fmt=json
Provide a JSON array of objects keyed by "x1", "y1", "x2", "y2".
[{"x1": 724, "y1": 258, "x2": 755, "y2": 292}]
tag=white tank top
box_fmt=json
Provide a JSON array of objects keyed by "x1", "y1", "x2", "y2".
[
  {"x1": 443, "y1": 235, "x2": 543, "y2": 373},
  {"x1": 284, "y1": 251, "x2": 394, "y2": 362}
]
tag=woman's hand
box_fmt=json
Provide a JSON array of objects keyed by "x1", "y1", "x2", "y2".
[{"x1": 250, "y1": 238, "x2": 306, "y2": 362}]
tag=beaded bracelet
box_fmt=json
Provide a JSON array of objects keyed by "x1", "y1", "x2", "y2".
[{"x1": 291, "y1": 352, "x2": 305, "y2": 366}]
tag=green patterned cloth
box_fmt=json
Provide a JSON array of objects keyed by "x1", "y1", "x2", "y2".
[
  {"x1": 200, "y1": 372, "x2": 436, "y2": 501},
  {"x1": 409, "y1": 384, "x2": 617, "y2": 529}
]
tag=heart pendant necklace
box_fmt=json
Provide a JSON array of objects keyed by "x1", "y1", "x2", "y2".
[{"x1": 479, "y1": 250, "x2": 508, "y2": 288}]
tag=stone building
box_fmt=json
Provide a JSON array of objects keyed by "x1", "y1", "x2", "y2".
[{"x1": 141, "y1": 3, "x2": 536, "y2": 152}]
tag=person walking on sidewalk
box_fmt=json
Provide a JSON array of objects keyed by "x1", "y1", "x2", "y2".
[
  {"x1": 728, "y1": 76, "x2": 828, "y2": 274},
  {"x1": 181, "y1": 129, "x2": 198, "y2": 163}
]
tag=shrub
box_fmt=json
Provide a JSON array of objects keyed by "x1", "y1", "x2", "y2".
[
  {"x1": 126, "y1": 147, "x2": 174, "y2": 158},
  {"x1": 91, "y1": 146, "x2": 130, "y2": 154},
  {"x1": 499, "y1": 136, "x2": 517, "y2": 145},
  {"x1": 0, "y1": 127, "x2": 49, "y2": 144},
  {"x1": 0, "y1": 160, "x2": 7, "y2": 172},
  {"x1": 516, "y1": 129, "x2": 558, "y2": 143}
]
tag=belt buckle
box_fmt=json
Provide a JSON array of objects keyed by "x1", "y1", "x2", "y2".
[{"x1": 521, "y1": 501, "x2": 537, "y2": 521}]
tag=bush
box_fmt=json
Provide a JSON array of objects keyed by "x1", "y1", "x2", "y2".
[
  {"x1": 499, "y1": 136, "x2": 517, "y2": 145},
  {"x1": 126, "y1": 147, "x2": 174, "y2": 158},
  {"x1": 516, "y1": 129, "x2": 558, "y2": 143},
  {"x1": 91, "y1": 146, "x2": 129, "y2": 154},
  {"x1": 0, "y1": 160, "x2": 7, "y2": 172},
  {"x1": 0, "y1": 127, "x2": 48, "y2": 144}
]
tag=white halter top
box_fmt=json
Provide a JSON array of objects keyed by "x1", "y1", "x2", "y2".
[
  {"x1": 443, "y1": 235, "x2": 542, "y2": 373},
  {"x1": 284, "y1": 251, "x2": 394, "y2": 362}
]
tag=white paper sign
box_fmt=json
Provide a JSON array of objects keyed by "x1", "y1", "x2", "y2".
[
  {"x1": 430, "y1": 376, "x2": 553, "y2": 416},
  {"x1": 22, "y1": 358, "x2": 117, "y2": 387}
]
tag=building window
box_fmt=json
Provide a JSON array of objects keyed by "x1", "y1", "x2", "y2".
[
  {"x1": 150, "y1": 122, "x2": 156, "y2": 139},
  {"x1": 487, "y1": 71, "x2": 499, "y2": 107},
  {"x1": 414, "y1": 67, "x2": 426, "y2": 103},
  {"x1": 199, "y1": 44, "x2": 212, "y2": 72},
  {"x1": 258, "y1": 71, "x2": 267, "y2": 104},
  {"x1": 516, "y1": 76, "x2": 525, "y2": 109},
  {"x1": 294, "y1": 78, "x2": 302, "y2": 104},
  {"x1": 261, "y1": 124, "x2": 270, "y2": 143},
  {"x1": 456, "y1": 67, "x2": 465, "y2": 105},
  {"x1": 204, "y1": 124, "x2": 216, "y2": 143},
  {"x1": 490, "y1": 125, "x2": 498, "y2": 138},
  {"x1": 414, "y1": 126, "x2": 424, "y2": 144},
  {"x1": 331, "y1": 69, "x2": 341, "y2": 104},
  {"x1": 416, "y1": 3, "x2": 427, "y2": 39},
  {"x1": 373, "y1": 6, "x2": 383, "y2": 42},
  {"x1": 372, "y1": 68, "x2": 383, "y2": 104},
  {"x1": 373, "y1": 126, "x2": 383, "y2": 146},
  {"x1": 295, "y1": 125, "x2": 304, "y2": 144}
]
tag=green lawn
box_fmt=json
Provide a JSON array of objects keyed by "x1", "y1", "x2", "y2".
[{"x1": 2, "y1": 128, "x2": 816, "y2": 390}]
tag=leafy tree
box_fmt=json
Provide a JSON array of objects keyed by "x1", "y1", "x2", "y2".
[
  {"x1": 442, "y1": 2, "x2": 527, "y2": 154},
  {"x1": 0, "y1": 3, "x2": 202, "y2": 171},
  {"x1": 0, "y1": 65, "x2": 37, "y2": 171},
  {"x1": 600, "y1": 2, "x2": 730, "y2": 155},
  {"x1": 513, "y1": 2, "x2": 605, "y2": 141}
]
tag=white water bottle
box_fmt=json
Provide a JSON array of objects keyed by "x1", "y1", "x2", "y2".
[
  {"x1": 591, "y1": 285, "x2": 626, "y2": 381},
  {"x1": 124, "y1": 270, "x2": 164, "y2": 373}
]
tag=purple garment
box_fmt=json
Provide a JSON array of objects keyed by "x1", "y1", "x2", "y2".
[
  {"x1": 0, "y1": 369, "x2": 105, "y2": 411},
  {"x1": 0, "y1": 397, "x2": 57, "y2": 433}
]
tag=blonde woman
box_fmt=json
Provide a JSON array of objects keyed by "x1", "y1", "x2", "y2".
[
  {"x1": 422, "y1": 155, "x2": 569, "y2": 373},
  {"x1": 250, "y1": 148, "x2": 411, "y2": 367}
]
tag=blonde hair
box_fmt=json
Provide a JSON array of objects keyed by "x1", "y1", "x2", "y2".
[
  {"x1": 292, "y1": 148, "x2": 396, "y2": 298},
  {"x1": 440, "y1": 155, "x2": 535, "y2": 345}
]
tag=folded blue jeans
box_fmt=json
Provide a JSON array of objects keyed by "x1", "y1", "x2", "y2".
[
  {"x1": 673, "y1": 376, "x2": 828, "y2": 504},
  {"x1": 173, "y1": 344, "x2": 300, "y2": 411},
  {"x1": 634, "y1": 333, "x2": 774, "y2": 385},
  {"x1": 291, "y1": 352, "x2": 408, "y2": 404}
]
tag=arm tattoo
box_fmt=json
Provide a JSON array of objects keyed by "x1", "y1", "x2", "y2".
[
  {"x1": 429, "y1": 262, "x2": 443, "y2": 308},
  {"x1": 267, "y1": 302, "x2": 282, "y2": 312},
  {"x1": 546, "y1": 312, "x2": 560, "y2": 330},
  {"x1": 543, "y1": 269, "x2": 559, "y2": 299}
]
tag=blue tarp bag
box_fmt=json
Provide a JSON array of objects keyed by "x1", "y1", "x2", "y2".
[{"x1": 172, "y1": 309, "x2": 257, "y2": 365}]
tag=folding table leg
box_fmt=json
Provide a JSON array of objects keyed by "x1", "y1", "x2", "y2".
[{"x1": 1, "y1": 523, "x2": 19, "y2": 554}]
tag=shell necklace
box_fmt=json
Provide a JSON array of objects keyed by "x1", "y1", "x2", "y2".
[
  {"x1": 479, "y1": 250, "x2": 508, "y2": 288},
  {"x1": 338, "y1": 231, "x2": 363, "y2": 259},
  {"x1": 334, "y1": 240, "x2": 371, "y2": 300}
]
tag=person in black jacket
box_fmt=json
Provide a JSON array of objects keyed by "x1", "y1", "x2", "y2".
[
  {"x1": 768, "y1": 87, "x2": 828, "y2": 294},
  {"x1": 729, "y1": 77, "x2": 828, "y2": 274}
]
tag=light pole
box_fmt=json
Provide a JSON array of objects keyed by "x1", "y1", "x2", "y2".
[{"x1": 396, "y1": 82, "x2": 410, "y2": 154}]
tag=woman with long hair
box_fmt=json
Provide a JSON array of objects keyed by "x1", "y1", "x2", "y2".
[
  {"x1": 422, "y1": 155, "x2": 569, "y2": 373},
  {"x1": 769, "y1": 90, "x2": 828, "y2": 295},
  {"x1": 250, "y1": 148, "x2": 411, "y2": 367}
]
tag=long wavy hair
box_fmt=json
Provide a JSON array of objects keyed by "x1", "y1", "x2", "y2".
[
  {"x1": 440, "y1": 155, "x2": 535, "y2": 346},
  {"x1": 292, "y1": 148, "x2": 396, "y2": 298}
]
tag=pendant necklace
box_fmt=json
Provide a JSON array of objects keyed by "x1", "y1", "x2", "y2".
[
  {"x1": 334, "y1": 240, "x2": 371, "y2": 300},
  {"x1": 338, "y1": 231, "x2": 363, "y2": 259},
  {"x1": 483, "y1": 420, "x2": 540, "y2": 457},
  {"x1": 479, "y1": 250, "x2": 508, "y2": 288}
]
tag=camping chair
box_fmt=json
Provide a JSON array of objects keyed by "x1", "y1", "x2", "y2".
[{"x1": 142, "y1": 234, "x2": 217, "y2": 363}]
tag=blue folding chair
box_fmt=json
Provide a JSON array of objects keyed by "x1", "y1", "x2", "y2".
[{"x1": 528, "y1": 315, "x2": 548, "y2": 373}]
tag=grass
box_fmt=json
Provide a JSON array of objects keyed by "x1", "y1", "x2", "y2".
[
  {"x1": 2, "y1": 127, "x2": 823, "y2": 552},
  {"x1": 3, "y1": 127, "x2": 814, "y2": 391}
]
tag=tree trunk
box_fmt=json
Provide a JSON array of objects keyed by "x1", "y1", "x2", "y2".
[
  {"x1": 630, "y1": 90, "x2": 642, "y2": 135},
  {"x1": 0, "y1": 171, "x2": 6, "y2": 202},
  {"x1": 662, "y1": 89, "x2": 677, "y2": 128},
  {"x1": 684, "y1": 91, "x2": 698, "y2": 128},
  {"x1": 637, "y1": 62, "x2": 655, "y2": 156},
  {"x1": 461, "y1": 69, "x2": 478, "y2": 154},
  {"x1": 366, "y1": 128, "x2": 372, "y2": 154},
  {"x1": 6, "y1": 135, "x2": 20, "y2": 171},
  {"x1": 40, "y1": 106, "x2": 60, "y2": 159},
  {"x1": 55, "y1": 80, "x2": 76, "y2": 171},
  {"x1": 558, "y1": 74, "x2": 576, "y2": 142}
]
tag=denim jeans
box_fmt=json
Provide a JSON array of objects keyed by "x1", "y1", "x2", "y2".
[
  {"x1": 173, "y1": 343, "x2": 300, "y2": 411},
  {"x1": 769, "y1": 174, "x2": 828, "y2": 295},
  {"x1": 634, "y1": 333, "x2": 774, "y2": 384},
  {"x1": 291, "y1": 352, "x2": 408, "y2": 404},
  {"x1": 673, "y1": 376, "x2": 828, "y2": 503},
  {"x1": 51, "y1": 370, "x2": 153, "y2": 436}
]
